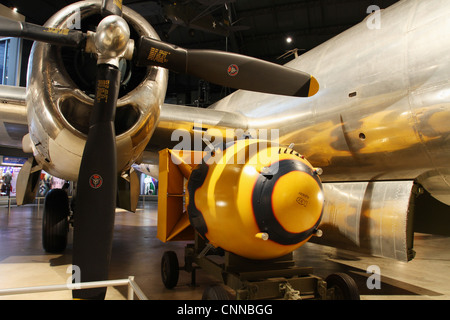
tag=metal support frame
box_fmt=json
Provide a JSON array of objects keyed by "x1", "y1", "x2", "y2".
[
  {"x1": 182, "y1": 234, "x2": 328, "y2": 300},
  {"x1": 0, "y1": 276, "x2": 148, "y2": 300}
]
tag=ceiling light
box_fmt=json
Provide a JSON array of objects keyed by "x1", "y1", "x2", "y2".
[{"x1": 286, "y1": 36, "x2": 293, "y2": 44}]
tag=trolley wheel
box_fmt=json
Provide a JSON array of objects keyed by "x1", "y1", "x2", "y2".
[
  {"x1": 161, "y1": 251, "x2": 179, "y2": 289},
  {"x1": 326, "y1": 273, "x2": 360, "y2": 300},
  {"x1": 202, "y1": 284, "x2": 232, "y2": 300},
  {"x1": 42, "y1": 189, "x2": 70, "y2": 253}
]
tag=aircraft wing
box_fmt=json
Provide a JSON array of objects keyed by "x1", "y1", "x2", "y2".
[
  {"x1": 0, "y1": 85, "x2": 28, "y2": 151},
  {"x1": 144, "y1": 103, "x2": 248, "y2": 161},
  {"x1": 0, "y1": 84, "x2": 247, "y2": 161}
]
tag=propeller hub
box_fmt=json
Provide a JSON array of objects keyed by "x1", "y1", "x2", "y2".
[{"x1": 94, "y1": 15, "x2": 131, "y2": 66}]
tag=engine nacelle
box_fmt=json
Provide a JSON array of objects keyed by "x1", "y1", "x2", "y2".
[
  {"x1": 187, "y1": 139, "x2": 324, "y2": 260},
  {"x1": 25, "y1": 0, "x2": 168, "y2": 181}
]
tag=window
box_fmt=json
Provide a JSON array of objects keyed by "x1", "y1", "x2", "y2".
[
  {"x1": 0, "y1": 40, "x2": 6, "y2": 82},
  {"x1": 0, "y1": 37, "x2": 22, "y2": 86}
]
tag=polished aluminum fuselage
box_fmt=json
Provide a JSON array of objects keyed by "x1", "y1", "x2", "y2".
[{"x1": 209, "y1": 0, "x2": 450, "y2": 205}]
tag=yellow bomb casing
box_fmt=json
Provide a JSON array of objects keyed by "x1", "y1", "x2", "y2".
[{"x1": 186, "y1": 139, "x2": 324, "y2": 260}]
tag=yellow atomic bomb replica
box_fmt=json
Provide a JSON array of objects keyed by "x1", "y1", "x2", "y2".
[{"x1": 185, "y1": 139, "x2": 324, "y2": 260}]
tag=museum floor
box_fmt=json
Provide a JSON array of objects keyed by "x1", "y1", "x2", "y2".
[{"x1": 1, "y1": 198, "x2": 450, "y2": 300}]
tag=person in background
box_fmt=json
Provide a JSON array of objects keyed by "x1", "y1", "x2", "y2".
[{"x1": 3, "y1": 170, "x2": 12, "y2": 197}]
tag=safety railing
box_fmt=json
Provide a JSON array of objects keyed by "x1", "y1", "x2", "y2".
[
  {"x1": 0, "y1": 196, "x2": 55, "y2": 214},
  {"x1": 0, "y1": 276, "x2": 148, "y2": 300}
]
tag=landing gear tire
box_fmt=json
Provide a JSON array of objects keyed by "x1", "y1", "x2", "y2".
[
  {"x1": 42, "y1": 189, "x2": 70, "y2": 253},
  {"x1": 161, "y1": 251, "x2": 179, "y2": 289},
  {"x1": 202, "y1": 284, "x2": 231, "y2": 300},
  {"x1": 326, "y1": 273, "x2": 360, "y2": 300}
]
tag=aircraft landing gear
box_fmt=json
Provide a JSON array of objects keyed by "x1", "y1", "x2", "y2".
[
  {"x1": 160, "y1": 234, "x2": 360, "y2": 300},
  {"x1": 42, "y1": 189, "x2": 70, "y2": 253}
]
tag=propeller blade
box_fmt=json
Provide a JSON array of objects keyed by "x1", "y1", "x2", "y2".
[
  {"x1": 101, "y1": 0, "x2": 123, "y2": 17},
  {"x1": 135, "y1": 36, "x2": 319, "y2": 97},
  {"x1": 0, "y1": 16, "x2": 85, "y2": 47},
  {"x1": 72, "y1": 64, "x2": 121, "y2": 300}
]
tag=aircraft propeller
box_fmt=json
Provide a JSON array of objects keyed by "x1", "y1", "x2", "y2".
[
  {"x1": 0, "y1": 0, "x2": 319, "y2": 299},
  {"x1": 0, "y1": 1, "x2": 318, "y2": 97},
  {"x1": 70, "y1": 14, "x2": 125, "y2": 299},
  {"x1": 0, "y1": 13, "x2": 86, "y2": 47},
  {"x1": 70, "y1": 1, "x2": 126, "y2": 300},
  {"x1": 135, "y1": 37, "x2": 318, "y2": 96}
]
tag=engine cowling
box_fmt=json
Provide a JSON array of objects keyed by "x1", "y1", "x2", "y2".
[
  {"x1": 25, "y1": 0, "x2": 168, "y2": 181},
  {"x1": 187, "y1": 139, "x2": 324, "y2": 260}
]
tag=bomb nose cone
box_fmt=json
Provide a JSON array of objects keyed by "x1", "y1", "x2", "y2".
[
  {"x1": 271, "y1": 170, "x2": 323, "y2": 234},
  {"x1": 252, "y1": 159, "x2": 324, "y2": 247}
]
